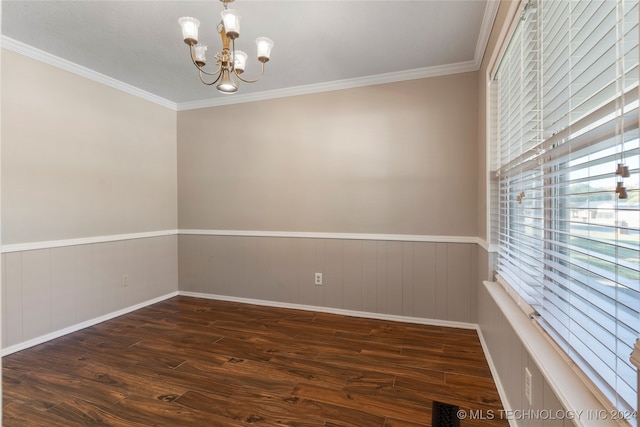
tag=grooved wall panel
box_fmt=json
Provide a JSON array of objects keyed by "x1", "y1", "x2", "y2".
[
  {"x1": 74, "y1": 245, "x2": 94, "y2": 324},
  {"x1": 435, "y1": 244, "x2": 449, "y2": 320},
  {"x1": 4, "y1": 253, "x2": 23, "y2": 346},
  {"x1": 342, "y1": 240, "x2": 363, "y2": 312},
  {"x1": 447, "y1": 243, "x2": 473, "y2": 322},
  {"x1": 298, "y1": 239, "x2": 317, "y2": 307},
  {"x1": 324, "y1": 239, "x2": 344, "y2": 310},
  {"x1": 178, "y1": 235, "x2": 477, "y2": 324},
  {"x1": 1, "y1": 235, "x2": 178, "y2": 349},
  {"x1": 386, "y1": 242, "x2": 404, "y2": 315},
  {"x1": 93, "y1": 241, "x2": 117, "y2": 316},
  {"x1": 477, "y1": 274, "x2": 568, "y2": 426},
  {"x1": 412, "y1": 242, "x2": 436, "y2": 318},
  {"x1": 22, "y1": 250, "x2": 51, "y2": 340},
  {"x1": 50, "y1": 246, "x2": 76, "y2": 331},
  {"x1": 401, "y1": 242, "x2": 414, "y2": 316},
  {"x1": 361, "y1": 241, "x2": 378, "y2": 313}
]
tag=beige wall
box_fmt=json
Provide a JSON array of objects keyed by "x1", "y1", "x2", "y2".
[
  {"x1": 2, "y1": 46, "x2": 482, "y2": 350},
  {"x1": 178, "y1": 73, "x2": 479, "y2": 236},
  {"x1": 1, "y1": 50, "x2": 177, "y2": 244},
  {"x1": 1, "y1": 49, "x2": 179, "y2": 351}
]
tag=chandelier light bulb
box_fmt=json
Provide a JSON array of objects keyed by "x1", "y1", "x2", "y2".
[
  {"x1": 255, "y1": 37, "x2": 274, "y2": 62},
  {"x1": 221, "y1": 9, "x2": 241, "y2": 39},
  {"x1": 233, "y1": 50, "x2": 248, "y2": 73},
  {"x1": 178, "y1": 17, "x2": 200, "y2": 45},
  {"x1": 193, "y1": 44, "x2": 208, "y2": 66}
]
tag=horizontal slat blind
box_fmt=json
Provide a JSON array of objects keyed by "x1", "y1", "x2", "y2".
[
  {"x1": 497, "y1": 1, "x2": 544, "y2": 310},
  {"x1": 541, "y1": 127, "x2": 639, "y2": 411},
  {"x1": 494, "y1": 0, "x2": 639, "y2": 416}
]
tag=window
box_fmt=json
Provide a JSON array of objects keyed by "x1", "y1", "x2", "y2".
[{"x1": 494, "y1": 0, "x2": 639, "y2": 416}]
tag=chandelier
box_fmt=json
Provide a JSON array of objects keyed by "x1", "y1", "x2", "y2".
[{"x1": 178, "y1": 0, "x2": 274, "y2": 94}]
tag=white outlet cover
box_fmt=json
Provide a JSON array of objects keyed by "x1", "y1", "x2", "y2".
[{"x1": 524, "y1": 367, "x2": 532, "y2": 405}]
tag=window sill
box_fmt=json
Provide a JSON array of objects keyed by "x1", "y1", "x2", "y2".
[{"x1": 483, "y1": 280, "x2": 627, "y2": 427}]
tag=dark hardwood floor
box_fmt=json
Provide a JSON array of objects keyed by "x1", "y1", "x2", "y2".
[{"x1": 3, "y1": 296, "x2": 507, "y2": 426}]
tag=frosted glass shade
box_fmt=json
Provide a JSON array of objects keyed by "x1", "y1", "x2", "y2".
[
  {"x1": 233, "y1": 50, "x2": 248, "y2": 73},
  {"x1": 256, "y1": 37, "x2": 274, "y2": 62},
  {"x1": 193, "y1": 44, "x2": 207, "y2": 66},
  {"x1": 221, "y1": 9, "x2": 240, "y2": 39},
  {"x1": 178, "y1": 17, "x2": 200, "y2": 45}
]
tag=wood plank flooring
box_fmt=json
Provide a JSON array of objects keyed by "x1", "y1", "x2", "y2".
[{"x1": 3, "y1": 296, "x2": 508, "y2": 426}]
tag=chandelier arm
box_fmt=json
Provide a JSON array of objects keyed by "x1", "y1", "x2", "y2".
[
  {"x1": 230, "y1": 38, "x2": 237, "y2": 74},
  {"x1": 198, "y1": 69, "x2": 224, "y2": 86},
  {"x1": 188, "y1": 45, "x2": 223, "y2": 77},
  {"x1": 235, "y1": 62, "x2": 266, "y2": 83},
  {"x1": 193, "y1": 61, "x2": 223, "y2": 77}
]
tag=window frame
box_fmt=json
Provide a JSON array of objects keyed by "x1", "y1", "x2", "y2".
[{"x1": 489, "y1": 0, "x2": 639, "y2": 417}]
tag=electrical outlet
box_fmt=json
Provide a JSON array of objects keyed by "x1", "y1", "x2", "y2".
[
  {"x1": 121, "y1": 274, "x2": 129, "y2": 287},
  {"x1": 314, "y1": 272, "x2": 323, "y2": 285},
  {"x1": 525, "y1": 367, "x2": 532, "y2": 405}
]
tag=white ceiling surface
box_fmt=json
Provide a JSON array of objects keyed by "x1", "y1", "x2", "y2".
[{"x1": 2, "y1": 1, "x2": 497, "y2": 109}]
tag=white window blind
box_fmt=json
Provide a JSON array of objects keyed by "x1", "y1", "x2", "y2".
[
  {"x1": 495, "y1": 0, "x2": 639, "y2": 416},
  {"x1": 497, "y1": 0, "x2": 545, "y2": 310}
]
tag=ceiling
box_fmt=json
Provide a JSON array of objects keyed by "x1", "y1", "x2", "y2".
[{"x1": 2, "y1": 1, "x2": 498, "y2": 109}]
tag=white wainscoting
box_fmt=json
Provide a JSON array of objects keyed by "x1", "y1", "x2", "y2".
[
  {"x1": 2, "y1": 230, "x2": 483, "y2": 354},
  {"x1": 178, "y1": 233, "x2": 480, "y2": 325},
  {"x1": 2, "y1": 291, "x2": 178, "y2": 356},
  {"x1": 2, "y1": 234, "x2": 178, "y2": 351}
]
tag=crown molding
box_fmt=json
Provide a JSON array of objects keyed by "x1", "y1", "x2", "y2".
[
  {"x1": 474, "y1": 0, "x2": 500, "y2": 68},
  {"x1": 177, "y1": 0, "x2": 500, "y2": 111},
  {"x1": 2, "y1": 37, "x2": 480, "y2": 112},
  {"x1": 3, "y1": 0, "x2": 499, "y2": 112},
  {"x1": 1, "y1": 36, "x2": 177, "y2": 111},
  {"x1": 176, "y1": 60, "x2": 478, "y2": 110}
]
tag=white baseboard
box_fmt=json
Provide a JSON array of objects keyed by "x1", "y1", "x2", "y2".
[
  {"x1": 178, "y1": 291, "x2": 478, "y2": 330},
  {"x1": 2, "y1": 289, "x2": 478, "y2": 357},
  {"x1": 1, "y1": 291, "x2": 179, "y2": 357}
]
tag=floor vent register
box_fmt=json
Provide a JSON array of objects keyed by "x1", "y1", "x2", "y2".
[{"x1": 431, "y1": 401, "x2": 461, "y2": 427}]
